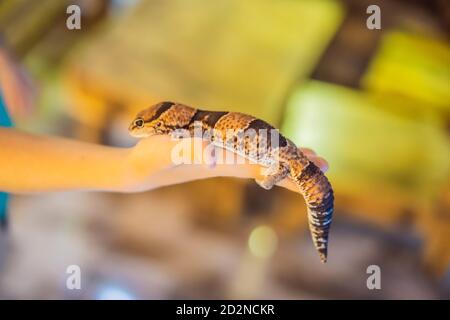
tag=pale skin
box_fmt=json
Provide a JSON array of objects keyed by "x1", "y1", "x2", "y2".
[{"x1": 0, "y1": 127, "x2": 328, "y2": 194}]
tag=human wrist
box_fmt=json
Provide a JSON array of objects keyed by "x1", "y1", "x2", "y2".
[
  {"x1": 116, "y1": 145, "x2": 155, "y2": 193},
  {"x1": 87, "y1": 146, "x2": 135, "y2": 193}
]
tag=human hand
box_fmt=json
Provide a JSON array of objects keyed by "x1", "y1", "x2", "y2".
[{"x1": 124, "y1": 135, "x2": 328, "y2": 193}]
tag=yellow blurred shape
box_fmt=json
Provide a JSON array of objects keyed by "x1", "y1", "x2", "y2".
[
  {"x1": 248, "y1": 225, "x2": 278, "y2": 258},
  {"x1": 362, "y1": 31, "x2": 450, "y2": 112},
  {"x1": 65, "y1": 0, "x2": 344, "y2": 132}
]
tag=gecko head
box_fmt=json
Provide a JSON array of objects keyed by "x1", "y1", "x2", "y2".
[
  {"x1": 129, "y1": 101, "x2": 197, "y2": 138},
  {"x1": 128, "y1": 101, "x2": 177, "y2": 137}
]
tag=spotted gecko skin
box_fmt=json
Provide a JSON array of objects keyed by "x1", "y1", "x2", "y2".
[{"x1": 129, "y1": 101, "x2": 334, "y2": 263}]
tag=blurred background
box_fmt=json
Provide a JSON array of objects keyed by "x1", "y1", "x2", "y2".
[{"x1": 0, "y1": 0, "x2": 449, "y2": 299}]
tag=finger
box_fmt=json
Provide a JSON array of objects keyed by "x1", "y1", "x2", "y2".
[
  {"x1": 299, "y1": 147, "x2": 316, "y2": 157},
  {"x1": 311, "y1": 157, "x2": 329, "y2": 172},
  {"x1": 275, "y1": 177, "x2": 299, "y2": 193},
  {"x1": 298, "y1": 148, "x2": 328, "y2": 172}
]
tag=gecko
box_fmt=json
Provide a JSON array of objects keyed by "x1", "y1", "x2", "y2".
[{"x1": 129, "y1": 101, "x2": 334, "y2": 263}]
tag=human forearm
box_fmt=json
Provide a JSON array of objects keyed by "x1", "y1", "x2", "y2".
[{"x1": 0, "y1": 127, "x2": 129, "y2": 193}]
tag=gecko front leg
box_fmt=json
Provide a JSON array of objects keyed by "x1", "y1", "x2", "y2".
[{"x1": 255, "y1": 163, "x2": 290, "y2": 190}]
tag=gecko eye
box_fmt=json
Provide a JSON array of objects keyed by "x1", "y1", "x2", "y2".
[
  {"x1": 155, "y1": 122, "x2": 162, "y2": 127},
  {"x1": 134, "y1": 118, "x2": 144, "y2": 128}
]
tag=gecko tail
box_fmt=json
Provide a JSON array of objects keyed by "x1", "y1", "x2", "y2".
[
  {"x1": 308, "y1": 205, "x2": 332, "y2": 263},
  {"x1": 292, "y1": 160, "x2": 334, "y2": 263}
]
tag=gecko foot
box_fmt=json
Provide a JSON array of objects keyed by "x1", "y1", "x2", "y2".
[
  {"x1": 255, "y1": 177, "x2": 276, "y2": 190},
  {"x1": 255, "y1": 164, "x2": 289, "y2": 190}
]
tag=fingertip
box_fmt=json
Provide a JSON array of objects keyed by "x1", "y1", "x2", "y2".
[
  {"x1": 300, "y1": 147, "x2": 316, "y2": 157},
  {"x1": 314, "y1": 158, "x2": 329, "y2": 173}
]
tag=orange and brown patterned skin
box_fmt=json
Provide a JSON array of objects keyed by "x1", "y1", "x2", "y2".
[{"x1": 129, "y1": 102, "x2": 334, "y2": 263}]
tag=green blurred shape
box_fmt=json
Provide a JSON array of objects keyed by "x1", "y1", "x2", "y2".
[
  {"x1": 282, "y1": 81, "x2": 449, "y2": 195},
  {"x1": 362, "y1": 31, "x2": 450, "y2": 113},
  {"x1": 0, "y1": 0, "x2": 67, "y2": 56}
]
